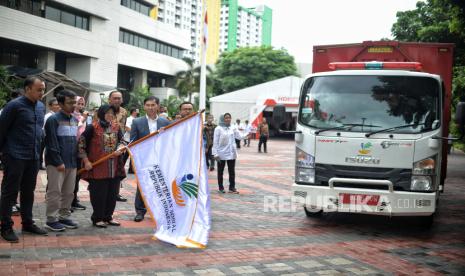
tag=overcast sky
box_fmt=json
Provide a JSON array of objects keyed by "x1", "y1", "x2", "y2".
[{"x1": 238, "y1": 0, "x2": 421, "y2": 63}]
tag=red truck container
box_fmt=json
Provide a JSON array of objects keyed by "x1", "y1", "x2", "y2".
[{"x1": 312, "y1": 40, "x2": 455, "y2": 185}]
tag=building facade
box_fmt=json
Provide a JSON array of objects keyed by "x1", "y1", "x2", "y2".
[
  {"x1": 219, "y1": 0, "x2": 272, "y2": 54},
  {"x1": 0, "y1": 0, "x2": 190, "y2": 102}
]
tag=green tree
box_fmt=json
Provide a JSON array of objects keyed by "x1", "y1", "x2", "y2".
[
  {"x1": 175, "y1": 57, "x2": 214, "y2": 103},
  {"x1": 175, "y1": 58, "x2": 198, "y2": 102},
  {"x1": 392, "y1": 0, "x2": 465, "y2": 147},
  {"x1": 0, "y1": 66, "x2": 21, "y2": 108},
  {"x1": 215, "y1": 46, "x2": 298, "y2": 93},
  {"x1": 162, "y1": 95, "x2": 182, "y2": 117},
  {"x1": 127, "y1": 86, "x2": 151, "y2": 116}
]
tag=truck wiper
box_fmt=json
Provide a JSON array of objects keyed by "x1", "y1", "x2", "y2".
[
  {"x1": 365, "y1": 123, "x2": 425, "y2": 138},
  {"x1": 315, "y1": 123, "x2": 380, "y2": 135}
]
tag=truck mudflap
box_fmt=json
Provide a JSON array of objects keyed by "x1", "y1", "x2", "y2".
[{"x1": 292, "y1": 177, "x2": 437, "y2": 216}]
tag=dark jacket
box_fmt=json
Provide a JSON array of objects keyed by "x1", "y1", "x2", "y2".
[
  {"x1": 44, "y1": 111, "x2": 79, "y2": 168},
  {"x1": 130, "y1": 116, "x2": 170, "y2": 142},
  {"x1": 0, "y1": 96, "x2": 45, "y2": 160}
]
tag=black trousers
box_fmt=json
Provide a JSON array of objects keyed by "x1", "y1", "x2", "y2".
[
  {"x1": 135, "y1": 187, "x2": 146, "y2": 216},
  {"x1": 72, "y1": 158, "x2": 81, "y2": 205},
  {"x1": 205, "y1": 145, "x2": 215, "y2": 169},
  {"x1": 87, "y1": 178, "x2": 119, "y2": 223},
  {"x1": 258, "y1": 135, "x2": 268, "y2": 152},
  {"x1": 0, "y1": 155, "x2": 39, "y2": 229},
  {"x1": 235, "y1": 139, "x2": 241, "y2": 149},
  {"x1": 217, "y1": 159, "x2": 236, "y2": 191}
]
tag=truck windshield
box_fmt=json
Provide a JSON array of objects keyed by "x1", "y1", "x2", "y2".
[{"x1": 299, "y1": 75, "x2": 441, "y2": 134}]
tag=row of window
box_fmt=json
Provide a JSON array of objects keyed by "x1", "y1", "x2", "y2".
[
  {"x1": 0, "y1": 0, "x2": 90, "y2": 30},
  {"x1": 45, "y1": 6, "x2": 89, "y2": 30},
  {"x1": 121, "y1": 0, "x2": 150, "y2": 16},
  {"x1": 119, "y1": 29, "x2": 184, "y2": 59}
]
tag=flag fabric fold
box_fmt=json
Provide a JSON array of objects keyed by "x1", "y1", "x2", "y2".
[{"x1": 127, "y1": 113, "x2": 210, "y2": 248}]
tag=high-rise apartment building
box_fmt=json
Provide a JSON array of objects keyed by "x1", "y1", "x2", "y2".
[
  {"x1": 156, "y1": 0, "x2": 271, "y2": 65},
  {"x1": 219, "y1": 0, "x2": 272, "y2": 54}
]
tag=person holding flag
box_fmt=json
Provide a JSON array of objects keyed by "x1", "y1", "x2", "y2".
[
  {"x1": 130, "y1": 96, "x2": 170, "y2": 222},
  {"x1": 212, "y1": 113, "x2": 249, "y2": 194},
  {"x1": 78, "y1": 104, "x2": 126, "y2": 228}
]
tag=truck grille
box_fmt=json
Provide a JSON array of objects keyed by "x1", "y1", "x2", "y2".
[{"x1": 314, "y1": 164, "x2": 412, "y2": 191}]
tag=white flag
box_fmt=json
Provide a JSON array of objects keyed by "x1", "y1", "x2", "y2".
[{"x1": 128, "y1": 113, "x2": 210, "y2": 248}]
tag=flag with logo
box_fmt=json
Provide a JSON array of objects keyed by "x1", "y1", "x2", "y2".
[{"x1": 127, "y1": 113, "x2": 210, "y2": 248}]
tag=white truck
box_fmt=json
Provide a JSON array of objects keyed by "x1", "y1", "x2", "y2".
[{"x1": 273, "y1": 42, "x2": 465, "y2": 224}]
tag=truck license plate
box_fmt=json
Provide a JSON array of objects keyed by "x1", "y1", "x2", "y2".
[{"x1": 340, "y1": 193, "x2": 380, "y2": 206}]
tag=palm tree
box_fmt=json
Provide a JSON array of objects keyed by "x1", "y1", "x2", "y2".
[
  {"x1": 175, "y1": 57, "x2": 214, "y2": 102},
  {"x1": 175, "y1": 58, "x2": 197, "y2": 102}
]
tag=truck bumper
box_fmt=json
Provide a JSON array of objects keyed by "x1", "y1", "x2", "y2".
[{"x1": 292, "y1": 183, "x2": 437, "y2": 216}]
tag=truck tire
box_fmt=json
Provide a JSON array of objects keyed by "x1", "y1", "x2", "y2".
[
  {"x1": 420, "y1": 213, "x2": 435, "y2": 227},
  {"x1": 304, "y1": 206, "x2": 323, "y2": 217}
]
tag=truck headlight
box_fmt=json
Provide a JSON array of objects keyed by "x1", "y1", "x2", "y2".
[
  {"x1": 411, "y1": 156, "x2": 436, "y2": 191},
  {"x1": 296, "y1": 148, "x2": 315, "y2": 183},
  {"x1": 411, "y1": 176, "x2": 432, "y2": 191},
  {"x1": 413, "y1": 157, "x2": 435, "y2": 175}
]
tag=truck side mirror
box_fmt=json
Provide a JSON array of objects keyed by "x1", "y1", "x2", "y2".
[{"x1": 272, "y1": 104, "x2": 286, "y2": 129}]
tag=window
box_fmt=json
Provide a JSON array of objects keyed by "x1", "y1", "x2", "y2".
[
  {"x1": 45, "y1": 6, "x2": 60, "y2": 22},
  {"x1": 61, "y1": 10, "x2": 75, "y2": 26},
  {"x1": 119, "y1": 29, "x2": 184, "y2": 59},
  {"x1": 44, "y1": 4, "x2": 90, "y2": 30},
  {"x1": 121, "y1": 0, "x2": 151, "y2": 16}
]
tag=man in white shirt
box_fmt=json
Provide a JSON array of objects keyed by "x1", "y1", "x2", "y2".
[
  {"x1": 243, "y1": 120, "x2": 252, "y2": 147},
  {"x1": 130, "y1": 96, "x2": 170, "y2": 222},
  {"x1": 124, "y1": 108, "x2": 139, "y2": 143}
]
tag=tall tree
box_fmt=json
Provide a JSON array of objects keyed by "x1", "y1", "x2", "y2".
[
  {"x1": 175, "y1": 58, "x2": 197, "y2": 102},
  {"x1": 215, "y1": 46, "x2": 298, "y2": 93},
  {"x1": 175, "y1": 58, "x2": 213, "y2": 103}
]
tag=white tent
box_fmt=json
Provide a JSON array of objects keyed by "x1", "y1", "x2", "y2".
[{"x1": 209, "y1": 76, "x2": 304, "y2": 125}]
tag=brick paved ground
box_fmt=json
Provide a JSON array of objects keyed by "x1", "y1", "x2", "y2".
[{"x1": 0, "y1": 139, "x2": 465, "y2": 275}]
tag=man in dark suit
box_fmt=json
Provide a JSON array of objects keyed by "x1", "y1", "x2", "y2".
[{"x1": 130, "y1": 96, "x2": 170, "y2": 222}]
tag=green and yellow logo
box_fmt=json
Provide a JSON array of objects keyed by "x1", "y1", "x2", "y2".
[
  {"x1": 358, "y1": 142, "x2": 372, "y2": 155},
  {"x1": 172, "y1": 174, "x2": 198, "y2": 207}
]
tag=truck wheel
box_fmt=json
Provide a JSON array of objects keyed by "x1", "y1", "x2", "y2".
[
  {"x1": 420, "y1": 214, "x2": 435, "y2": 227},
  {"x1": 304, "y1": 206, "x2": 323, "y2": 217}
]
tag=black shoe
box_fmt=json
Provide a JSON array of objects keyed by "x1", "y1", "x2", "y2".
[
  {"x1": 22, "y1": 224, "x2": 48, "y2": 236},
  {"x1": 209, "y1": 167, "x2": 214, "y2": 171},
  {"x1": 134, "y1": 213, "x2": 144, "y2": 222},
  {"x1": 218, "y1": 189, "x2": 225, "y2": 194},
  {"x1": 1, "y1": 228, "x2": 19, "y2": 243},
  {"x1": 116, "y1": 195, "x2": 127, "y2": 202},
  {"x1": 229, "y1": 189, "x2": 239, "y2": 194},
  {"x1": 71, "y1": 202, "x2": 86, "y2": 210}
]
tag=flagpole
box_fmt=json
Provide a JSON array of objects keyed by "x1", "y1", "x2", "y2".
[
  {"x1": 77, "y1": 110, "x2": 206, "y2": 175},
  {"x1": 199, "y1": 0, "x2": 207, "y2": 110}
]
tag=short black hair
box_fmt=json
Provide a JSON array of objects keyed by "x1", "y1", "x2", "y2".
[
  {"x1": 56, "y1": 90, "x2": 77, "y2": 104},
  {"x1": 24, "y1": 76, "x2": 43, "y2": 89},
  {"x1": 109, "y1": 90, "x2": 122, "y2": 98},
  {"x1": 144, "y1": 95, "x2": 159, "y2": 104},
  {"x1": 179, "y1": 101, "x2": 194, "y2": 110},
  {"x1": 129, "y1": 108, "x2": 138, "y2": 114},
  {"x1": 224, "y1": 113, "x2": 232, "y2": 119},
  {"x1": 48, "y1": 98, "x2": 58, "y2": 106}
]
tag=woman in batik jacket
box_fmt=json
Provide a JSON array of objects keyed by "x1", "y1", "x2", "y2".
[{"x1": 78, "y1": 104, "x2": 126, "y2": 228}]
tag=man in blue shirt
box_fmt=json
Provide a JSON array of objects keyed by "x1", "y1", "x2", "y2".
[
  {"x1": 44, "y1": 90, "x2": 79, "y2": 232},
  {"x1": 0, "y1": 76, "x2": 48, "y2": 242}
]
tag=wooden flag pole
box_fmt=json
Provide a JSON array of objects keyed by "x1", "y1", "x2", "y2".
[{"x1": 77, "y1": 110, "x2": 205, "y2": 175}]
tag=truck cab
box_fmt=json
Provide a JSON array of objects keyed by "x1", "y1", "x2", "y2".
[{"x1": 293, "y1": 66, "x2": 443, "y2": 219}]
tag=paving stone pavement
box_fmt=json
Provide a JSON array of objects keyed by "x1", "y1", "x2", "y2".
[{"x1": 0, "y1": 139, "x2": 465, "y2": 275}]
